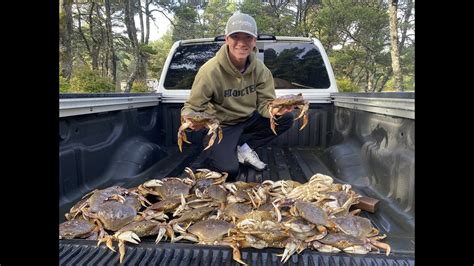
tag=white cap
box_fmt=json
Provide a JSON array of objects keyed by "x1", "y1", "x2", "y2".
[{"x1": 225, "y1": 11, "x2": 257, "y2": 38}]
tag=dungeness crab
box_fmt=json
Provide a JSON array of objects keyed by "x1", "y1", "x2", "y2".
[
  {"x1": 178, "y1": 111, "x2": 223, "y2": 152},
  {"x1": 268, "y1": 93, "x2": 309, "y2": 135}
]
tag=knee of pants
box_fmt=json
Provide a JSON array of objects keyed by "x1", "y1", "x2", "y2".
[{"x1": 277, "y1": 112, "x2": 295, "y2": 130}]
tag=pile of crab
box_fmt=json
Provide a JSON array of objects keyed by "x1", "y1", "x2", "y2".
[{"x1": 60, "y1": 169, "x2": 391, "y2": 264}]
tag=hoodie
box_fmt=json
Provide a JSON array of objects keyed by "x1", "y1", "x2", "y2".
[{"x1": 181, "y1": 43, "x2": 275, "y2": 126}]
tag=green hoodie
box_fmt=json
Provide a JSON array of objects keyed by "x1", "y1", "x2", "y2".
[{"x1": 181, "y1": 43, "x2": 275, "y2": 126}]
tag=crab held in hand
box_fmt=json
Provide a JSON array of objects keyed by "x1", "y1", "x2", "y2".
[
  {"x1": 268, "y1": 93, "x2": 309, "y2": 135},
  {"x1": 178, "y1": 111, "x2": 223, "y2": 152}
]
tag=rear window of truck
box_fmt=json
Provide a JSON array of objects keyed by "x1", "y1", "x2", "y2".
[{"x1": 164, "y1": 42, "x2": 330, "y2": 90}]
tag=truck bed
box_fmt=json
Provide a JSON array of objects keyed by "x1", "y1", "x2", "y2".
[
  {"x1": 59, "y1": 145, "x2": 414, "y2": 265},
  {"x1": 59, "y1": 94, "x2": 414, "y2": 265}
]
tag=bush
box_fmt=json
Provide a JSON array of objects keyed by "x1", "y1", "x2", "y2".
[
  {"x1": 131, "y1": 81, "x2": 150, "y2": 93},
  {"x1": 336, "y1": 78, "x2": 360, "y2": 92},
  {"x1": 382, "y1": 76, "x2": 415, "y2": 92},
  {"x1": 59, "y1": 75, "x2": 71, "y2": 93},
  {"x1": 69, "y1": 68, "x2": 115, "y2": 93}
]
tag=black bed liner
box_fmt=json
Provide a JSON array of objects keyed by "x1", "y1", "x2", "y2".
[
  {"x1": 59, "y1": 146, "x2": 414, "y2": 265},
  {"x1": 60, "y1": 240, "x2": 414, "y2": 265}
]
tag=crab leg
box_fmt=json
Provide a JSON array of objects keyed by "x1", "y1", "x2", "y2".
[
  {"x1": 97, "y1": 235, "x2": 116, "y2": 252},
  {"x1": 268, "y1": 104, "x2": 279, "y2": 135},
  {"x1": 203, "y1": 129, "x2": 217, "y2": 150},
  {"x1": 217, "y1": 126, "x2": 223, "y2": 144},
  {"x1": 295, "y1": 103, "x2": 309, "y2": 130},
  {"x1": 367, "y1": 238, "x2": 391, "y2": 256},
  {"x1": 304, "y1": 225, "x2": 327, "y2": 242},
  {"x1": 118, "y1": 240, "x2": 127, "y2": 264},
  {"x1": 115, "y1": 231, "x2": 141, "y2": 263},
  {"x1": 343, "y1": 245, "x2": 370, "y2": 254},
  {"x1": 177, "y1": 121, "x2": 192, "y2": 152},
  {"x1": 272, "y1": 202, "x2": 282, "y2": 222},
  {"x1": 230, "y1": 243, "x2": 247, "y2": 265}
]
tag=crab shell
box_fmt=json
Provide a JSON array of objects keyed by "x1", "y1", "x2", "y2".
[
  {"x1": 97, "y1": 201, "x2": 137, "y2": 231},
  {"x1": 187, "y1": 219, "x2": 234, "y2": 243},
  {"x1": 181, "y1": 111, "x2": 218, "y2": 125},
  {"x1": 144, "y1": 178, "x2": 192, "y2": 200},
  {"x1": 331, "y1": 215, "x2": 374, "y2": 239},
  {"x1": 88, "y1": 186, "x2": 139, "y2": 212},
  {"x1": 319, "y1": 232, "x2": 365, "y2": 249},
  {"x1": 59, "y1": 218, "x2": 97, "y2": 239},
  {"x1": 294, "y1": 201, "x2": 330, "y2": 226},
  {"x1": 270, "y1": 93, "x2": 306, "y2": 106},
  {"x1": 224, "y1": 203, "x2": 253, "y2": 220}
]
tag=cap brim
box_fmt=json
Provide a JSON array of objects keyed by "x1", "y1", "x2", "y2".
[{"x1": 226, "y1": 30, "x2": 257, "y2": 38}]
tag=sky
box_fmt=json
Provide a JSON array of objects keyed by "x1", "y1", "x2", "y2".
[{"x1": 142, "y1": 7, "x2": 172, "y2": 41}]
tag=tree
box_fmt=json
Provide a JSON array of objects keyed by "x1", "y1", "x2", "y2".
[
  {"x1": 294, "y1": 0, "x2": 321, "y2": 36},
  {"x1": 171, "y1": 3, "x2": 202, "y2": 41},
  {"x1": 123, "y1": 0, "x2": 148, "y2": 92},
  {"x1": 60, "y1": 0, "x2": 74, "y2": 80},
  {"x1": 202, "y1": 0, "x2": 236, "y2": 37},
  {"x1": 388, "y1": 0, "x2": 403, "y2": 91},
  {"x1": 104, "y1": 0, "x2": 118, "y2": 90},
  {"x1": 149, "y1": 30, "x2": 174, "y2": 78},
  {"x1": 315, "y1": 0, "x2": 391, "y2": 92}
]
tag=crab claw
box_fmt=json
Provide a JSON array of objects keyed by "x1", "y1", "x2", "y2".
[
  {"x1": 143, "y1": 179, "x2": 163, "y2": 187},
  {"x1": 343, "y1": 245, "x2": 370, "y2": 254},
  {"x1": 155, "y1": 227, "x2": 167, "y2": 244},
  {"x1": 106, "y1": 194, "x2": 126, "y2": 203},
  {"x1": 184, "y1": 167, "x2": 196, "y2": 179},
  {"x1": 173, "y1": 194, "x2": 188, "y2": 217},
  {"x1": 230, "y1": 243, "x2": 247, "y2": 265},
  {"x1": 278, "y1": 241, "x2": 298, "y2": 264},
  {"x1": 115, "y1": 231, "x2": 141, "y2": 244},
  {"x1": 224, "y1": 183, "x2": 238, "y2": 193},
  {"x1": 368, "y1": 238, "x2": 391, "y2": 256},
  {"x1": 97, "y1": 235, "x2": 116, "y2": 252},
  {"x1": 272, "y1": 202, "x2": 282, "y2": 222}
]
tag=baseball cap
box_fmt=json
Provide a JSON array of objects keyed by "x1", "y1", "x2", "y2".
[{"x1": 225, "y1": 11, "x2": 257, "y2": 38}]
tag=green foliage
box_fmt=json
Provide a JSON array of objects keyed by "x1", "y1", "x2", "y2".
[
  {"x1": 140, "y1": 44, "x2": 158, "y2": 55},
  {"x1": 336, "y1": 78, "x2": 360, "y2": 92},
  {"x1": 383, "y1": 75, "x2": 414, "y2": 92},
  {"x1": 202, "y1": 0, "x2": 236, "y2": 37},
  {"x1": 240, "y1": 0, "x2": 295, "y2": 35},
  {"x1": 61, "y1": 0, "x2": 414, "y2": 94},
  {"x1": 172, "y1": 4, "x2": 202, "y2": 41},
  {"x1": 69, "y1": 68, "x2": 115, "y2": 93},
  {"x1": 149, "y1": 30, "x2": 174, "y2": 79},
  {"x1": 59, "y1": 75, "x2": 71, "y2": 93},
  {"x1": 131, "y1": 81, "x2": 150, "y2": 93},
  {"x1": 315, "y1": 0, "x2": 394, "y2": 92}
]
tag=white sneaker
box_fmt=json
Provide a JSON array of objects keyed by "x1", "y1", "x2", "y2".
[
  {"x1": 237, "y1": 146, "x2": 267, "y2": 171},
  {"x1": 237, "y1": 148, "x2": 244, "y2": 164}
]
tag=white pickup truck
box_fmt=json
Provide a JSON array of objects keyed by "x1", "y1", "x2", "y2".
[{"x1": 59, "y1": 35, "x2": 414, "y2": 265}]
